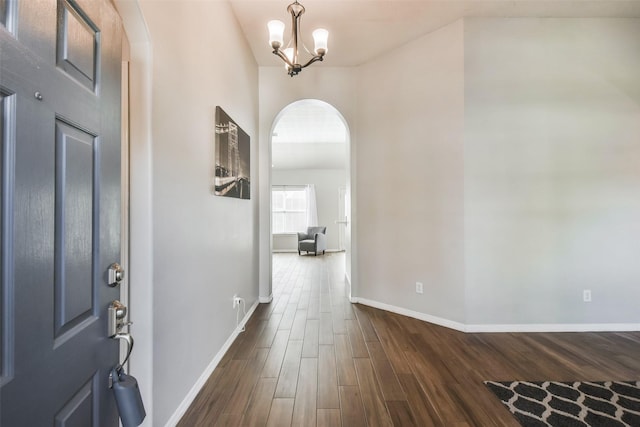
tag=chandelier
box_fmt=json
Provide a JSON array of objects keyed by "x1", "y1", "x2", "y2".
[{"x1": 268, "y1": 1, "x2": 328, "y2": 77}]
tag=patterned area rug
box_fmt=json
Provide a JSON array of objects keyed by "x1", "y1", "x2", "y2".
[{"x1": 484, "y1": 380, "x2": 640, "y2": 427}]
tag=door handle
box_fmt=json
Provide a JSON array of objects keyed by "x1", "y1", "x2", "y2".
[{"x1": 112, "y1": 332, "x2": 134, "y2": 367}]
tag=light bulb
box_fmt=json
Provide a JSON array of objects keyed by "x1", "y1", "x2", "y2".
[{"x1": 312, "y1": 29, "x2": 328, "y2": 55}]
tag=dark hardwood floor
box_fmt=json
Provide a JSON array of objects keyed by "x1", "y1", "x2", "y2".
[{"x1": 177, "y1": 253, "x2": 640, "y2": 426}]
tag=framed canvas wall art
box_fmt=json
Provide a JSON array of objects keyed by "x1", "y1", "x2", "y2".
[{"x1": 214, "y1": 106, "x2": 250, "y2": 199}]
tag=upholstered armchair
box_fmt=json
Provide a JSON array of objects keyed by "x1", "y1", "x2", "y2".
[{"x1": 297, "y1": 226, "x2": 327, "y2": 256}]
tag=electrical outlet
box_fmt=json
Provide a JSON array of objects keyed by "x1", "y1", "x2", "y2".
[
  {"x1": 233, "y1": 294, "x2": 239, "y2": 308},
  {"x1": 583, "y1": 290, "x2": 592, "y2": 302},
  {"x1": 416, "y1": 282, "x2": 423, "y2": 294}
]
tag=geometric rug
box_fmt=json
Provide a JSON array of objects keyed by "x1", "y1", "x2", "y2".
[{"x1": 484, "y1": 381, "x2": 640, "y2": 427}]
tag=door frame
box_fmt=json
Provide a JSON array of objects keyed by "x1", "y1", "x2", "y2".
[
  {"x1": 338, "y1": 186, "x2": 346, "y2": 252},
  {"x1": 113, "y1": 1, "x2": 154, "y2": 425}
]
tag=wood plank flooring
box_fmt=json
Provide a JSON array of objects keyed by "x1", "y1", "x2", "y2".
[{"x1": 178, "y1": 253, "x2": 640, "y2": 426}]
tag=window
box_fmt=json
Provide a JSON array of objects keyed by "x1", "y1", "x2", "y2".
[{"x1": 272, "y1": 186, "x2": 307, "y2": 233}]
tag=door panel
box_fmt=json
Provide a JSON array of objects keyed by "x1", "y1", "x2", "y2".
[
  {"x1": 54, "y1": 374, "x2": 98, "y2": 427},
  {"x1": 0, "y1": 0, "x2": 123, "y2": 425},
  {"x1": 1, "y1": 83, "x2": 17, "y2": 388},
  {"x1": 16, "y1": 0, "x2": 57, "y2": 63},
  {"x1": 57, "y1": 0, "x2": 99, "y2": 91},
  {"x1": 54, "y1": 119, "x2": 96, "y2": 338}
]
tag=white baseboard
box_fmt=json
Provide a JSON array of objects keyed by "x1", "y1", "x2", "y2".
[
  {"x1": 164, "y1": 300, "x2": 259, "y2": 427},
  {"x1": 351, "y1": 297, "x2": 640, "y2": 333},
  {"x1": 466, "y1": 323, "x2": 640, "y2": 333},
  {"x1": 352, "y1": 297, "x2": 466, "y2": 332},
  {"x1": 272, "y1": 249, "x2": 344, "y2": 254},
  {"x1": 259, "y1": 294, "x2": 273, "y2": 303}
]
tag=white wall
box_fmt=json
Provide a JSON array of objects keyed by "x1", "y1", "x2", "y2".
[
  {"x1": 120, "y1": 11, "x2": 640, "y2": 424},
  {"x1": 259, "y1": 67, "x2": 357, "y2": 298},
  {"x1": 355, "y1": 20, "x2": 466, "y2": 323},
  {"x1": 353, "y1": 17, "x2": 640, "y2": 329},
  {"x1": 464, "y1": 18, "x2": 640, "y2": 326},
  {"x1": 272, "y1": 168, "x2": 347, "y2": 251},
  {"x1": 137, "y1": 1, "x2": 259, "y2": 425}
]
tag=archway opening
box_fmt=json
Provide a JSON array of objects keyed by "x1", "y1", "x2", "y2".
[{"x1": 269, "y1": 99, "x2": 351, "y2": 291}]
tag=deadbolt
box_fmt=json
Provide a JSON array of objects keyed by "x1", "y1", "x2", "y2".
[{"x1": 108, "y1": 263, "x2": 125, "y2": 287}]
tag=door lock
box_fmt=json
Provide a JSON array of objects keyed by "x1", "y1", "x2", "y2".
[
  {"x1": 108, "y1": 263, "x2": 125, "y2": 287},
  {"x1": 108, "y1": 300, "x2": 131, "y2": 337}
]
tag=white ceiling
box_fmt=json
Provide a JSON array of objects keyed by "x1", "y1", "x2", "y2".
[
  {"x1": 230, "y1": 0, "x2": 640, "y2": 68},
  {"x1": 272, "y1": 99, "x2": 347, "y2": 144},
  {"x1": 232, "y1": 0, "x2": 640, "y2": 170}
]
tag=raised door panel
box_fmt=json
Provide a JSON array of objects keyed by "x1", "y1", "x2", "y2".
[
  {"x1": 1, "y1": 86, "x2": 17, "y2": 387},
  {"x1": 54, "y1": 119, "x2": 97, "y2": 340},
  {"x1": 54, "y1": 373, "x2": 99, "y2": 427},
  {"x1": 57, "y1": 0, "x2": 99, "y2": 91}
]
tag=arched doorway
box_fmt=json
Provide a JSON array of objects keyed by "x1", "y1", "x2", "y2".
[{"x1": 269, "y1": 99, "x2": 352, "y2": 293}]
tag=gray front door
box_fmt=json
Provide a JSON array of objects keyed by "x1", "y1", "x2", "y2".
[{"x1": 1, "y1": 0, "x2": 123, "y2": 425}]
